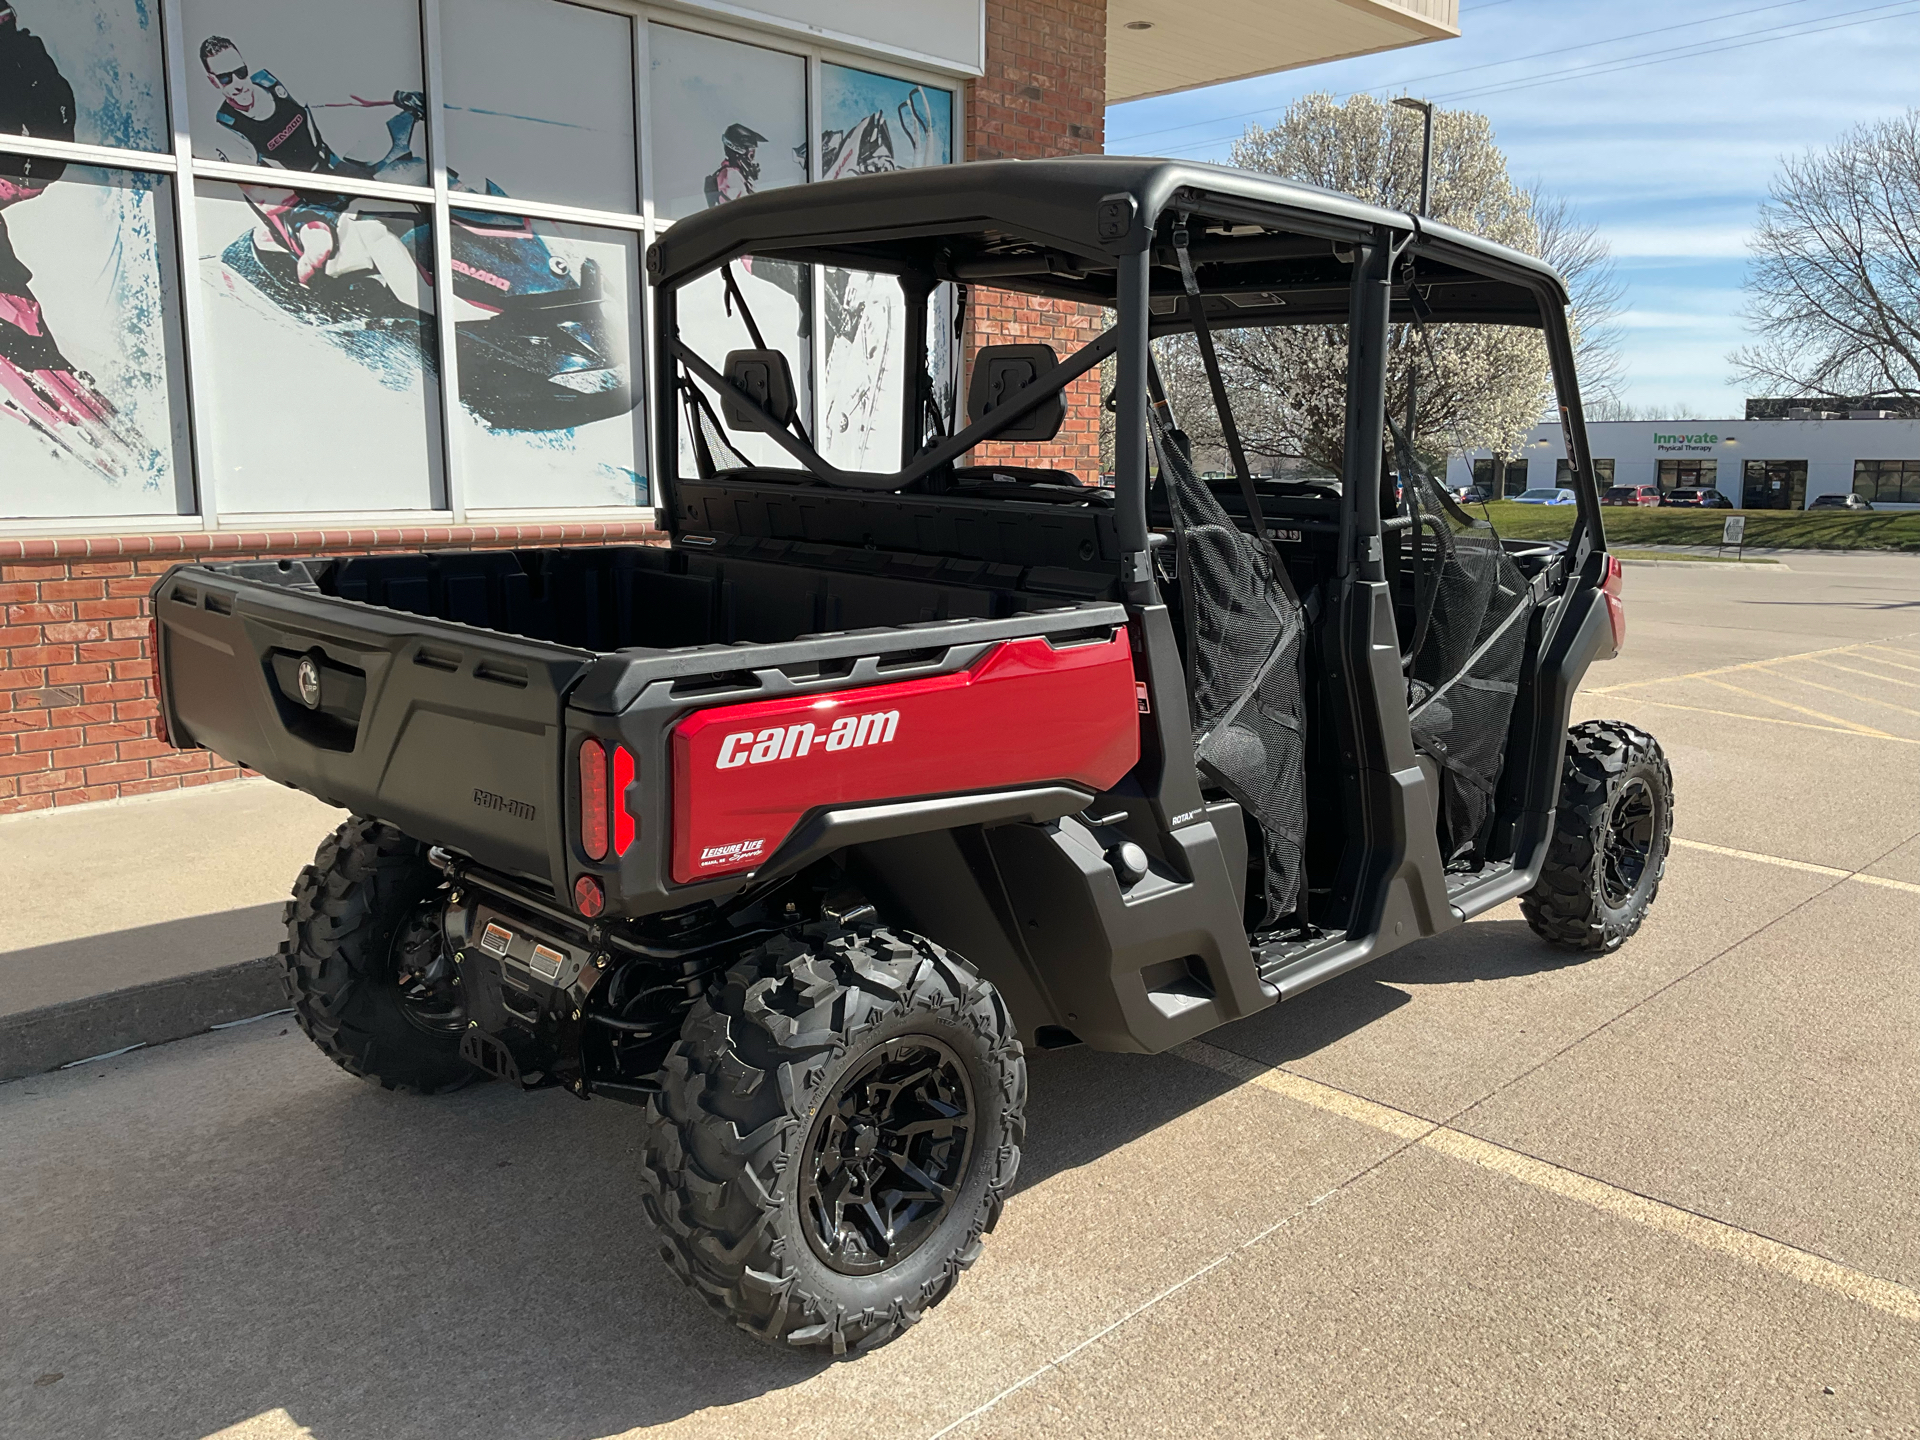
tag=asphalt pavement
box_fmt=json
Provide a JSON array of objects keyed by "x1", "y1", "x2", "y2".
[{"x1": 3, "y1": 551, "x2": 1917, "y2": 1440}]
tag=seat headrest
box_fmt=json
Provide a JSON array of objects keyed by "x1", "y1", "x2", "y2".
[
  {"x1": 720, "y1": 349, "x2": 798, "y2": 433},
  {"x1": 967, "y1": 344, "x2": 1065, "y2": 443}
]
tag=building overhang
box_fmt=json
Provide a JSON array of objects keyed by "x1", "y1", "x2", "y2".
[{"x1": 1108, "y1": 0, "x2": 1460, "y2": 104}]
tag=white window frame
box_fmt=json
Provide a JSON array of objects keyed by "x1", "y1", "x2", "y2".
[{"x1": 0, "y1": 0, "x2": 965, "y2": 537}]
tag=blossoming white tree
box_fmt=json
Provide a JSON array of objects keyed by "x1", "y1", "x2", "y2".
[{"x1": 1150, "y1": 93, "x2": 1621, "y2": 479}]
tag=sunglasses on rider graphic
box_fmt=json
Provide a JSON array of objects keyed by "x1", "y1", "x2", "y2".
[{"x1": 209, "y1": 65, "x2": 248, "y2": 85}]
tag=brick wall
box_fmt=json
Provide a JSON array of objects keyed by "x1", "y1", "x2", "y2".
[
  {"x1": 0, "y1": 556, "x2": 244, "y2": 813},
  {"x1": 965, "y1": 0, "x2": 1108, "y2": 480},
  {"x1": 0, "y1": 521, "x2": 657, "y2": 815}
]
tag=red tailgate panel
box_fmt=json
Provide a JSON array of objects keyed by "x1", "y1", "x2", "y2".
[{"x1": 671, "y1": 632, "x2": 1139, "y2": 883}]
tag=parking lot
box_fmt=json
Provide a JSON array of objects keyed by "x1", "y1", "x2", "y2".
[{"x1": 3, "y1": 551, "x2": 1917, "y2": 1440}]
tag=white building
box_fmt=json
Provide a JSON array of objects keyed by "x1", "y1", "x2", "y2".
[{"x1": 1453, "y1": 417, "x2": 1920, "y2": 510}]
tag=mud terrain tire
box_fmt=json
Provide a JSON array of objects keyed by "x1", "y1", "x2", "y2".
[
  {"x1": 639, "y1": 922, "x2": 1026, "y2": 1353},
  {"x1": 281, "y1": 817, "x2": 473, "y2": 1093},
  {"x1": 1522, "y1": 720, "x2": 1674, "y2": 952}
]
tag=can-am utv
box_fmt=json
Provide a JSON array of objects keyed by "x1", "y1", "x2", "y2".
[{"x1": 150, "y1": 156, "x2": 1672, "y2": 1354}]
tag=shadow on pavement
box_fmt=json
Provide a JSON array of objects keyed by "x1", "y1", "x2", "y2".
[
  {"x1": 0, "y1": 917, "x2": 1583, "y2": 1440},
  {"x1": 1204, "y1": 918, "x2": 1599, "y2": 1068}
]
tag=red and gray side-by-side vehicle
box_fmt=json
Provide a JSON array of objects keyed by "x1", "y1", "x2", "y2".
[{"x1": 151, "y1": 156, "x2": 1672, "y2": 1353}]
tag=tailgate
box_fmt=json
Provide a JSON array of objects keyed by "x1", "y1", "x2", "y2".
[{"x1": 154, "y1": 564, "x2": 591, "y2": 887}]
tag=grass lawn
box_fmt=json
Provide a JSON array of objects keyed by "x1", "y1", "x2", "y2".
[{"x1": 1481, "y1": 501, "x2": 1920, "y2": 551}]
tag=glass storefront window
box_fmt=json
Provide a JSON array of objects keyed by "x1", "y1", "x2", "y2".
[
  {"x1": 1555, "y1": 458, "x2": 1613, "y2": 487},
  {"x1": 183, "y1": 1, "x2": 427, "y2": 180},
  {"x1": 454, "y1": 214, "x2": 646, "y2": 509},
  {"x1": 1742, "y1": 459, "x2": 1807, "y2": 510},
  {"x1": 0, "y1": 166, "x2": 189, "y2": 517},
  {"x1": 195, "y1": 180, "x2": 443, "y2": 512},
  {"x1": 1658, "y1": 458, "x2": 1717, "y2": 492},
  {"x1": 647, "y1": 25, "x2": 806, "y2": 223},
  {"x1": 3, "y1": 4, "x2": 962, "y2": 524},
  {"x1": 4, "y1": 1, "x2": 169, "y2": 152},
  {"x1": 442, "y1": 0, "x2": 637, "y2": 214},
  {"x1": 1852, "y1": 459, "x2": 1920, "y2": 505}
]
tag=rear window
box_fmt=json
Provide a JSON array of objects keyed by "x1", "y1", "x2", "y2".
[
  {"x1": 1518, "y1": 489, "x2": 1560, "y2": 500},
  {"x1": 1604, "y1": 486, "x2": 1635, "y2": 500}
]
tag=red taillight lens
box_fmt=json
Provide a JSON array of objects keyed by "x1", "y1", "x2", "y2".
[
  {"x1": 612, "y1": 743, "x2": 636, "y2": 856},
  {"x1": 1601, "y1": 554, "x2": 1626, "y2": 653},
  {"x1": 579, "y1": 737, "x2": 609, "y2": 860},
  {"x1": 147, "y1": 614, "x2": 171, "y2": 748}
]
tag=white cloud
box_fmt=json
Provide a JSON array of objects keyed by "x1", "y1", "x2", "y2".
[{"x1": 1604, "y1": 226, "x2": 1754, "y2": 259}]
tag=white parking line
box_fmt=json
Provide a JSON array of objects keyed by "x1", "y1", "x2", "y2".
[
  {"x1": 1670, "y1": 836, "x2": 1920, "y2": 896},
  {"x1": 930, "y1": 1024, "x2": 1920, "y2": 1438},
  {"x1": 1172, "y1": 1042, "x2": 1920, "y2": 1328}
]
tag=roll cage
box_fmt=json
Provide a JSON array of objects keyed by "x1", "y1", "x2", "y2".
[{"x1": 646, "y1": 154, "x2": 1609, "y2": 581}]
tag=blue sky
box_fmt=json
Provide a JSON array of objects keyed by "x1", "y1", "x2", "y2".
[{"x1": 1104, "y1": 0, "x2": 1920, "y2": 419}]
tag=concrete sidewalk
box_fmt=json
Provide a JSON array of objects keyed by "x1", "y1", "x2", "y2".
[{"x1": 0, "y1": 780, "x2": 345, "y2": 1080}]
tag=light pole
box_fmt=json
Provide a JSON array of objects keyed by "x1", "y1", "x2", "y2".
[{"x1": 1393, "y1": 95, "x2": 1434, "y2": 218}]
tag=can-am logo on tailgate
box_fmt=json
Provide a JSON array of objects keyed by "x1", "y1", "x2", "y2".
[{"x1": 714, "y1": 711, "x2": 899, "y2": 769}]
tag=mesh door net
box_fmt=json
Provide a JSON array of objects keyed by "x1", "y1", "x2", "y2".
[
  {"x1": 1149, "y1": 412, "x2": 1308, "y2": 928},
  {"x1": 1403, "y1": 468, "x2": 1533, "y2": 863}
]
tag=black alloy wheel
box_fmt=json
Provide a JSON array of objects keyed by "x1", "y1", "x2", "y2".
[
  {"x1": 640, "y1": 921, "x2": 1026, "y2": 1353},
  {"x1": 282, "y1": 818, "x2": 478, "y2": 1093},
  {"x1": 390, "y1": 900, "x2": 466, "y2": 1035},
  {"x1": 1601, "y1": 776, "x2": 1658, "y2": 910},
  {"x1": 800, "y1": 1037, "x2": 975, "y2": 1275},
  {"x1": 1522, "y1": 720, "x2": 1674, "y2": 953}
]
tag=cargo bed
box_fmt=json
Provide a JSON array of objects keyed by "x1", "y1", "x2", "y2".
[{"x1": 153, "y1": 542, "x2": 1129, "y2": 900}]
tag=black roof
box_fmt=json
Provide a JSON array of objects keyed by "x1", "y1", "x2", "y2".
[{"x1": 647, "y1": 155, "x2": 1569, "y2": 326}]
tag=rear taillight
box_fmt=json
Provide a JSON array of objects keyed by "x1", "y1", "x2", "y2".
[
  {"x1": 578, "y1": 737, "x2": 637, "y2": 867},
  {"x1": 147, "y1": 614, "x2": 171, "y2": 748},
  {"x1": 579, "y1": 738, "x2": 609, "y2": 860},
  {"x1": 612, "y1": 743, "x2": 636, "y2": 856},
  {"x1": 1601, "y1": 554, "x2": 1626, "y2": 653}
]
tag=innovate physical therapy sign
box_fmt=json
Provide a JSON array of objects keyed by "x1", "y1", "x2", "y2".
[{"x1": 1652, "y1": 431, "x2": 1722, "y2": 454}]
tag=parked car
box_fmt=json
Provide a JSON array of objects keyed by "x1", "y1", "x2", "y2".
[
  {"x1": 151, "y1": 157, "x2": 1666, "y2": 1354},
  {"x1": 1512, "y1": 487, "x2": 1577, "y2": 505},
  {"x1": 1809, "y1": 493, "x2": 1874, "y2": 510},
  {"x1": 1603, "y1": 484, "x2": 1661, "y2": 507},
  {"x1": 1454, "y1": 485, "x2": 1491, "y2": 503},
  {"x1": 1661, "y1": 488, "x2": 1733, "y2": 509}
]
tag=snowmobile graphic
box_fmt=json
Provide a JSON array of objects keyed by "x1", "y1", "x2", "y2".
[
  {"x1": 0, "y1": 4, "x2": 155, "y2": 481},
  {"x1": 212, "y1": 94, "x2": 634, "y2": 433},
  {"x1": 819, "y1": 86, "x2": 941, "y2": 179},
  {"x1": 816, "y1": 86, "x2": 948, "y2": 467}
]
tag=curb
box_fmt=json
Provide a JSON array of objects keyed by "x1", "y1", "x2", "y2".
[{"x1": 0, "y1": 957, "x2": 287, "y2": 1083}]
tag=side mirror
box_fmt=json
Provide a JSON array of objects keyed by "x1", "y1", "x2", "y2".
[{"x1": 720, "y1": 349, "x2": 798, "y2": 433}]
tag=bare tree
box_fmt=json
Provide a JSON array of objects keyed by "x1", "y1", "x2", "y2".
[
  {"x1": 1731, "y1": 109, "x2": 1920, "y2": 403},
  {"x1": 1530, "y1": 190, "x2": 1624, "y2": 406},
  {"x1": 1152, "y1": 93, "x2": 1620, "y2": 476},
  {"x1": 1584, "y1": 397, "x2": 1703, "y2": 422}
]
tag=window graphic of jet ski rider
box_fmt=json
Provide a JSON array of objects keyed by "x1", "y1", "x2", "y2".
[{"x1": 198, "y1": 35, "x2": 455, "y2": 316}]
